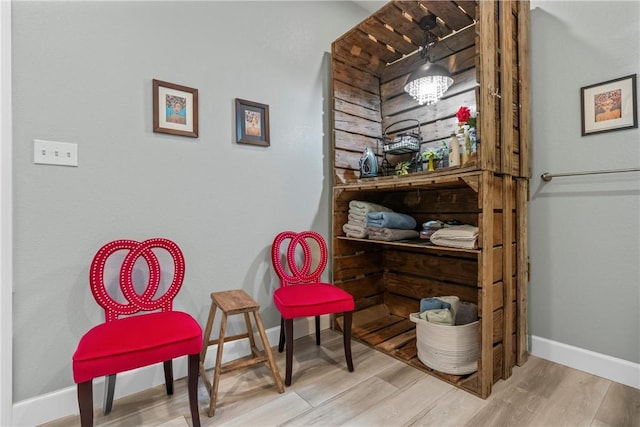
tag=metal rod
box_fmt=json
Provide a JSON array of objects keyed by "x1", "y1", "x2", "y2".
[{"x1": 541, "y1": 168, "x2": 640, "y2": 182}]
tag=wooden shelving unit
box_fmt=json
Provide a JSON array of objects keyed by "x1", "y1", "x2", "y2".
[{"x1": 330, "y1": 1, "x2": 530, "y2": 399}]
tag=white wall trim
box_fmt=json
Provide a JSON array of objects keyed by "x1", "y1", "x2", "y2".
[
  {"x1": 12, "y1": 317, "x2": 327, "y2": 426},
  {"x1": 530, "y1": 335, "x2": 640, "y2": 389},
  {"x1": 0, "y1": 0, "x2": 13, "y2": 425}
]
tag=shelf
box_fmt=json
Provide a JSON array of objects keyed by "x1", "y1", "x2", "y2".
[{"x1": 337, "y1": 236, "x2": 480, "y2": 255}]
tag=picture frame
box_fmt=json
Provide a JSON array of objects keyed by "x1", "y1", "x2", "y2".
[
  {"x1": 581, "y1": 74, "x2": 637, "y2": 136},
  {"x1": 153, "y1": 79, "x2": 198, "y2": 138},
  {"x1": 235, "y1": 98, "x2": 270, "y2": 146}
]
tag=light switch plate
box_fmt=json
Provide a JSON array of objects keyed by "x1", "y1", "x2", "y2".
[{"x1": 34, "y1": 139, "x2": 78, "y2": 166}]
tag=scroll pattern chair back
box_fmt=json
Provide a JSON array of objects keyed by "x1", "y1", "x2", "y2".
[
  {"x1": 271, "y1": 231, "x2": 354, "y2": 386},
  {"x1": 72, "y1": 238, "x2": 201, "y2": 427}
]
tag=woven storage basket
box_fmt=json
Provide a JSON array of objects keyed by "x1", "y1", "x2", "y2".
[{"x1": 409, "y1": 313, "x2": 479, "y2": 375}]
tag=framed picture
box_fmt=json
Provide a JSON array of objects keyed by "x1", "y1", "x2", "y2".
[
  {"x1": 235, "y1": 98, "x2": 270, "y2": 146},
  {"x1": 581, "y1": 74, "x2": 637, "y2": 136},
  {"x1": 153, "y1": 79, "x2": 198, "y2": 138}
]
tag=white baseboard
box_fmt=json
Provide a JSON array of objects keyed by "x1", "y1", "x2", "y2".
[
  {"x1": 12, "y1": 316, "x2": 329, "y2": 427},
  {"x1": 530, "y1": 335, "x2": 640, "y2": 389}
]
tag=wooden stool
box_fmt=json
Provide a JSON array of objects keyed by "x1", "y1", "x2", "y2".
[{"x1": 199, "y1": 289, "x2": 284, "y2": 417}]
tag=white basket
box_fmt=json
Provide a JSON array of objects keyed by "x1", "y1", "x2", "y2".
[{"x1": 409, "y1": 312, "x2": 479, "y2": 375}]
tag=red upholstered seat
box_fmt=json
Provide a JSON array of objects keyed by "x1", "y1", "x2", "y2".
[
  {"x1": 72, "y1": 238, "x2": 201, "y2": 427},
  {"x1": 271, "y1": 231, "x2": 354, "y2": 386}
]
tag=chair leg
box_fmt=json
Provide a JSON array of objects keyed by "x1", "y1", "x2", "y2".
[
  {"x1": 284, "y1": 318, "x2": 294, "y2": 386},
  {"x1": 77, "y1": 380, "x2": 94, "y2": 427},
  {"x1": 343, "y1": 311, "x2": 354, "y2": 372},
  {"x1": 163, "y1": 360, "x2": 174, "y2": 395},
  {"x1": 315, "y1": 316, "x2": 321, "y2": 345},
  {"x1": 278, "y1": 316, "x2": 285, "y2": 353},
  {"x1": 102, "y1": 374, "x2": 116, "y2": 415},
  {"x1": 187, "y1": 353, "x2": 201, "y2": 427}
]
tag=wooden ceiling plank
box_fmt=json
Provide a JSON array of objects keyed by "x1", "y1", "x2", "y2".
[
  {"x1": 376, "y1": 3, "x2": 425, "y2": 46},
  {"x1": 455, "y1": 1, "x2": 478, "y2": 20},
  {"x1": 343, "y1": 30, "x2": 403, "y2": 65},
  {"x1": 419, "y1": 1, "x2": 474, "y2": 31},
  {"x1": 359, "y1": 16, "x2": 418, "y2": 56},
  {"x1": 333, "y1": 40, "x2": 386, "y2": 77}
]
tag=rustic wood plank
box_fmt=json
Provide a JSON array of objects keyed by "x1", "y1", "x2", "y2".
[
  {"x1": 334, "y1": 79, "x2": 382, "y2": 112},
  {"x1": 334, "y1": 110, "x2": 382, "y2": 138},
  {"x1": 358, "y1": 15, "x2": 419, "y2": 56},
  {"x1": 456, "y1": 1, "x2": 478, "y2": 20},
  {"x1": 376, "y1": 328, "x2": 416, "y2": 352},
  {"x1": 377, "y1": 2, "x2": 426, "y2": 46},
  {"x1": 478, "y1": 170, "x2": 495, "y2": 397},
  {"x1": 335, "y1": 97, "x2": 381, "y2": 123},
  {"x1": 385, "y1": 271, "x2": 478, "y2": 303},
  {"x1": 352, "y1": 314, "x2": 405, "y2": 338},
  {"x1": 384, "y1": 249, "x2": 479, "y2": 287},
  {"x1": 332, "y1": 39, "x2": 386, "y2": 77},
  {"x1": 362, "y1": 319, "x2": 415, "y2": 345},
  {"x1": 333, "y1": 251, "x2": 384, "y2": 280},
  {"x1": 516, "y1": 178, "x2": 529, "y2": 365},
  {"x1": 419, "y1": 1, "x2": 474, "y2": 31},
  {"x1": 332, "y1": 59, "x2": 380, "y2": 95},
  {"x1": 342, "y1": 29, "x2": 404, "y2": 65},
  {"x1": 500, "y1": 0, "x2": 515, "y2": 175},
  {"x1": 517, "y1": 0, "x2": 531, "y2": 178},
  {"x1": 477, "y1": 1, "x2": 498, "y2": 173},
  {"x1": 502, "y1": 175, "x2": 515, "y2": 378}
]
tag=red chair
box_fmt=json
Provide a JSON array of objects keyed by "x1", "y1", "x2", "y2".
[
  {"x1": 271, "y1": 231, "x2": 355, "y2": 386},
  {"x1": 72, "y1": 238, "x2": 202, "y2": 427}
]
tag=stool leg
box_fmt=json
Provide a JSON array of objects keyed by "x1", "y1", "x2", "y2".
[
  {"x1": 253, "y1": 311, "x2": 284, "y2": 393},
  {"x1": 209, "y1": 314, "x2": 227, "y2": 417},
  {"x1": 343, "y1": 311, "x2": 354, "y2": 372},
  {"x1": 284, "y1": 318, "x2": 294, "y2": 386},
  {"x1": 200, "y1": 303, "x2": 217, "y2": 364},
  {"x1": 243, "y1": 312, "x2": 257, "y2": 356}
]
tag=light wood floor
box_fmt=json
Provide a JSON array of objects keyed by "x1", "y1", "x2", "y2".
[{"x1": 42, "y1": 330, "x2": 639, "y2": 427}]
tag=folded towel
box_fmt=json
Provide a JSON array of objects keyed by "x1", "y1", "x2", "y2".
[
  {"x1": 366, "y1": 212, "x2": 417, "y2": 230},
  {"x1": 419, "y1": 297, "x2": 451, "y2": 312},
  {"x1": 455, "y1": 302, "x2": 479, "y2": 325},
  {"x1": 348, "y1": 212, "x2": 366, "y2": 222},
  {"x1": 436, "y1": 296, "x2": 460, "y2": 319},
  {"x1": 430, "y1": 225, "x2": 479, "y2": 249},
  {"x1": 366, "y1": 228, "x2": 419, "y2": 242},
  {"x1": 419, "y1": 308, "x2": 454, "y2": 325},
  {"x1": 348, "y1": 200, "x2": 393, "y2": 216},
  {"x1": 343, "y1": 223, "x2": 367, "y2": 239},
  {"x1": 347, "y1": 213, "x2": 366, "y2": 228}
]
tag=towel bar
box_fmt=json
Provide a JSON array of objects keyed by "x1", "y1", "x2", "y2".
[{"x1": 541, "y1": 168, "x2": 640, "y2": 181}]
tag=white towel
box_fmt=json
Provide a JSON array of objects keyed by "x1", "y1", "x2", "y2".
[
  {"x1": 430, "y1": 225, "x2": 479, "y2": 249},
  {"x1": 348, "y1": 213, "x2": 366, "y2": 227},
  {"x1": 343, "y1": 223, "x2": 367, "y2": 238},
  {"x1": 348, "y1": 200, "x2": 393, "y2": 216}
]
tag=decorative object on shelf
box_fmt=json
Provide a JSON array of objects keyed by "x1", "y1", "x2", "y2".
[
  {"x1": 382, "y1": 119, "x2": 422, "y2": 154},
  {"x1": 235, "y1": 98, "x2": 270, "y2": 146},
  {"x1": 395, "y1": 161, "x2": 411, "y2": 176},
  {"x1": 153, "y1": 79, "x2": 199, "y2": 138},
  {"x1": 580, "y1": 74, "x2": 637, "y2": 136},
  {"x1": 421, "y1": 148, "x2": 442, "y2": 171},
  {"x1": 359, "y1": 146, "x2": 378, "y2": 178},
  {"x1": 448, "y1": 132, "x2": 460, "y2": 167},
  {"x1": 403, "y1": 14, "x2": 454, "y2": 106}
]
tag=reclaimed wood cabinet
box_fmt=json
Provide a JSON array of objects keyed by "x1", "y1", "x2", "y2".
[{"x1": 330, "y1": 0, "x2": 530, "y2": 398}]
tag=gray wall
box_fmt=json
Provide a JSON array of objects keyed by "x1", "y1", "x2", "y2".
[
  {"x1": 11, "y1": 1, "x2": 370, "y2": 401},
  {"x1": 529, "y1": 1, "x2": 639, "y2": 363}
]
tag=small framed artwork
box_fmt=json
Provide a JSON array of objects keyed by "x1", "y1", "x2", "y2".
[
  {"x1": 153, "y1": 79, "x2": 198, "y2": 138},
  {"x1": 235, "y1": 98, "x2": 270, "y2": 146},
  {"x1": 581, "y1": 74, "x2": 637, "y2": 136}
]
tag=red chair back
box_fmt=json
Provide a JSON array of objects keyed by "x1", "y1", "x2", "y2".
[
  {"x1": 271, "y1": 231, "x2": 327, "y2": 287},
  {"x1": 89, "y1": 238, "x2": 185, "y2": 322}
]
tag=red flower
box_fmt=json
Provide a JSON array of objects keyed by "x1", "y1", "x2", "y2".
[{"x1": 456, "y1": 106, "x2": 471, "y2": 124}]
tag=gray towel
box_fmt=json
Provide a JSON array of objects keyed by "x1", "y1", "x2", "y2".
[
  {"x1": 366, "y1": 212, "x2": 417, "y2": 230},
  {"x1": 455, "y1": 302, "x2": 479, "y2": 325},
  {"x1": 366, "y1": 228, "x2": 419, "y2": 242}
]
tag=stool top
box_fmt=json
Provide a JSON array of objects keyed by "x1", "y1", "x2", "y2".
[{"x1": 210, "y1": 289, "x2": 259, "y2": 314}]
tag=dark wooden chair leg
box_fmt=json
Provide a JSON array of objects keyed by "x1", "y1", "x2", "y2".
[
  {"x1": 163, "y1": 360, "x2": 174, "y2": 395},
  {"x1": 77, "y1": 380, "x2": 94, "y2": 427},
  {"x1": 284, "y1": 318, "x2": 294, "y2": 386},
  {"x1": 187, "y1": 353, "x2": 201, "y2": 427},
  {"x1": 102, "y1": 374, "x2": 116, "y2": 415},
  {"x1": 278, "y1": 317, "x2": 285, "y2": 353},
  {"x1": 343, "y1": 311, "x2": 354, "y2": 372},
  {"x1": 315, "y1": 315, "x2": 321, "y2": 345}
]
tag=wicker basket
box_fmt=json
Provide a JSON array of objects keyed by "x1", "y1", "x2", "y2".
[{"x1": 409, "y1": 313, "x2": 479, "y2": 375}]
